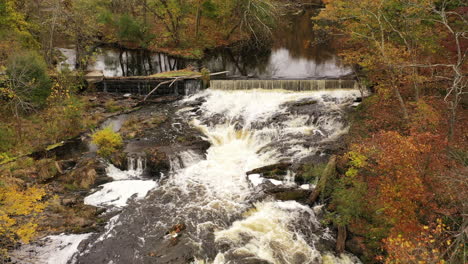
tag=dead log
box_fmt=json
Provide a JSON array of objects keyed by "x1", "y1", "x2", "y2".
[
  {"x1": 143, "y1": 71, "x2": 229, "y2": 101},
  {"x1": 307, "y1": 155, "x2": 337, "y2": 205}
]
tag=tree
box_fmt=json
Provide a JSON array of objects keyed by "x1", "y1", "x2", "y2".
[
  {"x1": 219, "y1": 0, "x2": 280, "y2": 43},
  {"x1": 0, "y1": 0, "x2": 37, "y2": 65},
  {"x1": 146, "y1": 0, "x2": 190, "y2": 45},
  {"x1": 3, "y1": 51, "x2": 51, "y2": 114},
  {"x1": 315, "y1": 0, "x2": 467, "y2": 138}
]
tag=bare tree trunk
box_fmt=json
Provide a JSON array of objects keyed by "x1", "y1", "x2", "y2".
[
  {"x1": 336, "y1": 225, "x2": 347, "y2": 254},
  {"x1": 394, "y1": 86, "x2": 409, "y2": 119},
  {"x1": 195, "y1": 1, "x2": 202, "y2": 37}
]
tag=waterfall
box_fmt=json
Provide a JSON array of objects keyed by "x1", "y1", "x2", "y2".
[
  {"x1": 72, "y1": 88, "x2": 362, "y2": 264},
  {"x1": 13, "y1": 88, "x2": 362, "y2": 264},
  {"x1": 184, "y1": 79, "x2": 202, "y2": 95},
  {"x1": 210, "y1": 79, "x2": 359, "y2": 91},
  {"x1": 127, "y1": 155, "x2": 146, "y2": 174}
]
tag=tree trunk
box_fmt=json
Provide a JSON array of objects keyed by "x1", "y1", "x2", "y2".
[
  {"x1": 394, "y1": 87, "x2": 409, "y2": 119},
  {"x1": 195, "y1": 2, "x2": 202, "y2": 37},
  {"x1": 336, "y1": 225, "x2": 347, "y2": 254}
]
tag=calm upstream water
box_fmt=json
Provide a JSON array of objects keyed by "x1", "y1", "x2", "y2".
[
  {"x1": 12, "y1": 7, "x2": 363, "y2": 264},
  {"x1": 58, "y1": 9, "x2": 351, "y2": 79}
]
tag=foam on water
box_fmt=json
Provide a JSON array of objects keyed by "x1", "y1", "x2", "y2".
[
  {"x1": 12, "y1": 159, "x2": 155, "y2": 264},
  {"x1": 214, "y1": 201, "x2": 322, "y2": 264},
  {"x1": 187, "y1": 89, "x2": 360, "y2": 127},
  {"x1": 174, "y1": 89, "x2": 362, "y2": 263},
  {"x1": 84, "y1": 180, "x2": 157, "y2": 208},
  {"x1": 85, "y1": 157, "x2": 156, "y2": 208},
  {"x1": 10, "y1": 234, "x2": 92, "y2": 264},
  {"x1": 20, "y1": 88, "x2": 362, "y2": 264}
]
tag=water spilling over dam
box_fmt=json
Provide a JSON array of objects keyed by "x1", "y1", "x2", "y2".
[{"x1": 210, "y1": 79, "x2": 359, "y2": 91}]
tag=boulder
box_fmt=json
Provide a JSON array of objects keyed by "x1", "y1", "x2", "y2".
[
  {"x1": 246, "y1": 163, "x2": 291, "y2": 181},
  {"x1": 272, "y1": 188, "x2": 311, "y2": 202},
  {"x1": 57, "y1": 159, "x2": 77, "y2": 171},
  {"x1": 264, "y1": 185, "x2": 311, "y2": 202},
  {"x1": 66, "y1": 158, "x2": 105, "y2": 189},
  {"x1": 146, "y1": 147, "x2": 170, "y2": 176}
]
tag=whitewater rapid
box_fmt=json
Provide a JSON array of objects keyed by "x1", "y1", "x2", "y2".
[{"x1": 12, "y1": 88, "x2": 362, "y2": 264}]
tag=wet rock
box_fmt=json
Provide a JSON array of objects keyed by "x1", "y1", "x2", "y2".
[
  {"x1": 246, "y1": 163, "x2": 291, "y2": 181},
  {"x1": 262, "y1": 184, "x2": 311, "y2": 202},
  {"x1": 66, "y1": 158, "x2": 108, "y2": 189},
  {"x1": 57, "y1": 159, "x2": 77, "y2": 171},
  {"x1": 146, "y1": 147, "x2": 170, "y2": 176},
  {"x1": 293, "y1": 99, "x2": 318, "y2": 106},
  {"x1": 109, "y1": 152, "x2": 127, "y2": 170},
  {"x1": 166, "y1": 223, "x2": 186, "y2": 245},
  {"x1": 272, "y1": 188, "x2": 310, "y2": 202},
  {"x1": 149, "y1": 243, "x2": 195, "y2": 264}
]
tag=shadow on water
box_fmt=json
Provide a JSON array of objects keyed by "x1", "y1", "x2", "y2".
[{"x1": 58, "y1": 8, "x2": 351, "y2": 80}]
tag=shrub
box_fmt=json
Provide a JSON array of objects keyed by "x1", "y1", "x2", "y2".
[
  {"x1": 104, "y1": 100, "x2": 123, "y2": 113},
  {"x1": 0, "y1": 184, "x2": 47, "y2": 257},
  {"x1": 92, "y1": 127, "x2": 123, "y2": 158},
  {"x1": 301, "y1": 163, "x2": 327, "y2": 184},
  {"x1": 5, "y1": 51, "x2": 51, "y2": 111},
  {"x1": 0, "y1": 126, "x2": 13, "y2": 153}
]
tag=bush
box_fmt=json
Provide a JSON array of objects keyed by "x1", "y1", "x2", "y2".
[
  {"x1": 5, "y1": 51, "x2": 51, "y2": 110},
  {"x1": 0, "y1": 184, "x2": 47, "y2": 258},
  {"x1": 0, "y1": 126, "x2": 13, "y2": 153},
  {"x1": 301, "y1": 163, "x2": 327, "y2": 184},
  {"x1": 92, "y1": 127, "x2": 123, "y2": 158},
  {"x1": 104, "y1": 100, "x2": 123, "y2": 113}
]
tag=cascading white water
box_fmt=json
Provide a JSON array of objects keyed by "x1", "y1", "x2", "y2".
[
  {"x1": 171, "y1": 89, "x2": 362, "y2": 264},
  {"x1": 84, "y1": 156, "x2": 155, "y2": 209},
  {"x1": 127, "y1": 155, "x2": 146, "y2": 175},
  {"x1": 12, "y1": 88, "x2": 362, "y2": 264}
]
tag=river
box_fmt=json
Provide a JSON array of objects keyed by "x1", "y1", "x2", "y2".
[
  {"x1": 58, "y1": 9, "x2": 351, "y2": 79},
  {"x1": 12, "y1": 7, "x2": 362, "y2": 264}
]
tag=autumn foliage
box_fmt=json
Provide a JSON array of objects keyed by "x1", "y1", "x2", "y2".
[{"x1": 315, "y1": 0, "x2": 467, "y2": 263}]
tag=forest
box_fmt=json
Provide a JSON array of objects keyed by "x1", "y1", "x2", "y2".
[{"x1": 0, "y1": 0, "x2": 466, "y2": 263}]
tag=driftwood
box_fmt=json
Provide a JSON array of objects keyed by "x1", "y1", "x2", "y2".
[
  {"x1": 307, "y1": 155, "x2": 337, "y2": 205},
  {"x1": 143, "y1": 71, "x2": 229, "y2": 101}
]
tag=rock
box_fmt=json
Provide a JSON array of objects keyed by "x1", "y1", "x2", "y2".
[
  {"x1": 62, "y1": 197, "x2": 78, "y2": 206},
  {"x1": 36, "y1": 159, "x2": 59, "y2": 182},
  {"x1": 346, "y1": 236, "x2": 366, "y2": 257},
  {"x1": 246, "y1": 163, "x2": 291, "y2": 181},
  {"x1": 110, "y1": 152, "x2": 127, "y2": 170},
  {"x1": 150, "y1": 243, "x2": 194, "y2": 264},
  {"x1": 67, "y1": 158, "x2": 101, "y2": 189},
  {"x1": 263, "y1": 185, "x2": 311, "y2": 202},
  {"x1": 58, "y1": 159, "x2": 77, "y2": 171},
  {"x1": 146, "y1": 147, "x2": 170, "y2": 176},
  {"x1": 272, "y1": 189, "x2": 311, "y2": 201},
  {"x1": 123, "y1": 93, "x2": 132, "y2": 98},
  {"x1": 293, "y1": 99, "x2": 318, "y2": 107}
]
